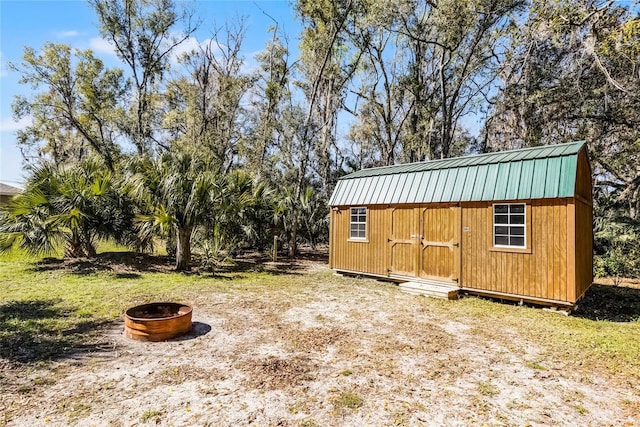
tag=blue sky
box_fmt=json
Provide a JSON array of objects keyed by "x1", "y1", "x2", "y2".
[{"x1": 0, "y1": 0, "x2": 301, "y2": 184}]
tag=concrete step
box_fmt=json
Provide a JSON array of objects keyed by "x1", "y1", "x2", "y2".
[{"x1": 399, "y1": 280, "x2": 459, "y2": 300}]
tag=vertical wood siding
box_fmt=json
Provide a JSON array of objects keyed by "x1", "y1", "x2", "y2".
[
  {"x1": 331, "y1": 195, "x2": 591, "y2": 304},
  {"x1": 420, "y1": 205, "x2": 459, "y2": 281},
  {"x1": 389, "y1": 207, "x2": 419, "y2": 276},
  {"x1": 460, "y1": 199, "x2": 570, "y2": 302},
  {"x1": 574, "y1": 199, "x2": 593, "y2": 300},
  {"x1": 330, "y1": 206, "x2": 390, "y2": 276},
  {"x1": 576, "y1": 147, "x2": 593, "y2": 300}
]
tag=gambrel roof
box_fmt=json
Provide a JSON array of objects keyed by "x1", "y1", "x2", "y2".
[{"x1": 330, "y1": 141, "x2": 586, "y2": 206}]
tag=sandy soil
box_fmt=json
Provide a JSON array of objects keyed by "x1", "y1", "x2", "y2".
[{"x1": 1, "y1": 262, "x2": 638, "y2": 427}]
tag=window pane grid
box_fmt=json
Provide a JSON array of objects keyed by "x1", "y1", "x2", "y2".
[
  {"x1": 493, "y1": 203, "x2": 525, "y2": 248},
  {"x1": 350, "y1": 207, "x2": 367, "y2": 239}
]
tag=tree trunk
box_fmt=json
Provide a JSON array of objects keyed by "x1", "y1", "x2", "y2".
[
  {"x1": 289, "y1": 215, "x2": 297, "y2": 258},
  {"x1": 65, "y1": 231, "x2": 85, "y2": 258},
  {"x1": 85, "y1": 242, "x2": 97, "y2": 258},
  {"x1": 175, "y1": 225, "x2": 193, "y2": 271}
]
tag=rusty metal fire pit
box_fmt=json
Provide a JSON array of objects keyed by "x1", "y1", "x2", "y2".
[{"x1": 124, "y1": 302, "x2": 192, "y2": 342}]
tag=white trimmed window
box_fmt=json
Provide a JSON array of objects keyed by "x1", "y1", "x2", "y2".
[
  {"x1": 493, "y1": 203, "x2": 526, "y2": 248},
  {"x1": 349, "y1": 207, "x2": 367, "y2": 239}
]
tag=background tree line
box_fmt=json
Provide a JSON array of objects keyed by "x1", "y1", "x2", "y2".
[{"x1": 1, "y1": 0, "x2": 638, "y2": 277}]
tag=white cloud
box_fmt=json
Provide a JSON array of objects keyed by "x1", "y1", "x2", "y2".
[
  {"x1": 241, "y1": 50, "x2": 262, "y2": 75},
  {"x1": 168, "y1": 35, "x2": 223, "y2": 67},
  {"x1": 57, "y1": 30, "x2": 80, "y2": 38},
  {"x1": 88, "y1": 34, "x2": 227, "y2": 67},
  {"x1": 89, "y1": 37, "x2": 118, "y2": 57},
  {"x1": 170, "y1": 36, "x2": 201, "y2": 64},
  {"x1": 0, "y1": 116, "x2": 32, "y2": 133}
]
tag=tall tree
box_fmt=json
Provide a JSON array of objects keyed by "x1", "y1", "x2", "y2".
[
  {"x1": 396, "y1": 0, "x2": 525, "y2": 159},
  {"x1": 244, "y1": 25, "x2": 293, "y2": 180},
  {"x1": 348, "y1": 26, "x2": 414, "y2": 166},
  {"x1": 296, "y1": 0, "x2": 363, "y2": 193},
  {"x1": 275, "y1": 103, "x2": 319, "y2": 257},
  {"x1": 164, "y1": 21, "x2": 253, "y2": 173},
  {"x1": 90, "y1": 0, "x2": 197, "y2": 154},
  {"x1": 487, "y1": 0, "x2": 640, "y2": 217},
  {"x1": 247, "y1": 22, "x2": 323, "y2": 257},
  {"x1": 11, "y1": 44, "x2": 126, "y2": 170}
]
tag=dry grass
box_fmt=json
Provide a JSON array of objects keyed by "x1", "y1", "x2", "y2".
[
  {"x1": 242, "y1": 356, "x2": 318, "y2": 390},
  {"x1": 1, "y1": 249, "x2": 639, "y2": 426}
]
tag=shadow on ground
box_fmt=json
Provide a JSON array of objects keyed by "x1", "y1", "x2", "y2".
[
  {"x1": 0, "y1": 300, "x2": 114, "y2": 363},
  {"x1": 30, "y1": 249, "x2": 328, "y2": 278},
  {"x1": 573, "y1": 283, "x2": 640, "y2": 322},
  {"x1": 32, "y1": 252, "x2": 173, "y2": 275},
  {"x1": 174, "y1": 321, "x2": 212, "y2": 341},
  {"x1": 216, "y1": 249, "x2": 329, "y2": 276}
]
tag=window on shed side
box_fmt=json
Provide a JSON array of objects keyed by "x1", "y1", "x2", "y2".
[
  {"x1": 349, "y1": 207, "x2": 367, "y2": 239},
  {"x1": 493, "y1": 203, "x2": 525, "y2": 248}
]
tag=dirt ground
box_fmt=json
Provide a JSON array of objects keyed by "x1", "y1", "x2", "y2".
[{"x1": 1, "y1": 260, "x2": 639, "y2": 427}]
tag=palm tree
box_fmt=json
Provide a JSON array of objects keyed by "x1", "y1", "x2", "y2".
[
  {"x1": 207, "y1": 169, "x2": 260, "y2": 250},
  {"x1": 130, "y1": 151, "x2": 267, "y2": 271},
  {"x1": 129, "y1": 152, "x2": 224, "y2": 271},
  {"x1": 0, "y1": 159, "x2": 136, "y2": 257}
]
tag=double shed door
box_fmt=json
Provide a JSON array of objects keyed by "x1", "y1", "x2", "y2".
[{"x1": 388, "y1": 204, "x2": 461, "y2": 282}]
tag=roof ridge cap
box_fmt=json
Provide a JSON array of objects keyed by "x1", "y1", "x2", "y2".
[{"x1": 338, "y1": 141, "x2": 586, "y2": 180}]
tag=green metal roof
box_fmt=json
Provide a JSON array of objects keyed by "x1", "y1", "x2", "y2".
[{"x1": 329, "y1": 141, "x2": 586, "y2": 206}]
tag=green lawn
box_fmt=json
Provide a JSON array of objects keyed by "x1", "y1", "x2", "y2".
[{"x1": 0, "y1": 243, "x2": 300, "y2": 362}]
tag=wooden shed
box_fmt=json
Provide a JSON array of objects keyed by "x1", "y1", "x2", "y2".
[{"x1": 329, "y1": 141, "x2": 593, "y2": 306}]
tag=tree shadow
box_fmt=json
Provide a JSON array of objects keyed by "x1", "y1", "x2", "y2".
[
  {"x1": 215, "y1": 260, "x2": 306, "y2": 276},
  {"x1": 29, "y1": 248, "x2": 328, "y2": 277},
  {"x1": 0, "y1": 300, "x2": 114, "y2": 363},
  {"x1": 573, "y1": 283, "x2": 640, "y2": 322},
  {"x1": 31, "y1": 252, "x2": 173, "y2": 275},
  {"x1": 115, "y1": 272, "x2": 142, "y2": 279},
  {"x1": 217, "y1": 248, "x2": 329, "y2": 276}
]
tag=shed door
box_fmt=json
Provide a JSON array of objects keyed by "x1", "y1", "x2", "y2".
[
  {"x1": 419, "y1": 205, "x2": 460, "y2": 282},
  {"x1": 389, "y1": 207, "x2": 419, "y2": 276}
]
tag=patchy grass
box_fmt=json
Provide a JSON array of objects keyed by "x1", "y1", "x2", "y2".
[
  {"x1": 332, "y1": 391, "x2": 364, "y2": 410},
  {"x1": 526, "y1": 361, "x2": 547, "y2": 371},
  {"x1": 1, "y1": 248, "x2": 639, "y2": 425},
  {"x1": 477, "y1": 381, "x2": 500, "y2": 397},
  {"x1": 140, "y1": 409, "x2": 163, "y2": 423},
  {"x1": 451, "y1": 295, "x2": 640, "y2": 381},
  {"x1": 0, "y1": 245, "x2": 309, "y2": 363},
  {"x1": 242, "y1": 356, "x2": 317, "y2": 389}
]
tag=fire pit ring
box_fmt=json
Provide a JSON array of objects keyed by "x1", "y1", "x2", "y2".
[{"x1": 124, "y1": 302, "x2": 192, "y2": 342}]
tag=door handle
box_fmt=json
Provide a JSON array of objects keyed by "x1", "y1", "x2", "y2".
[{"x1": 410, "y1": 234, "x2": 421, "y2": 238}]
